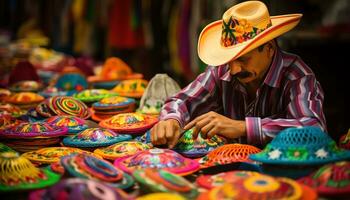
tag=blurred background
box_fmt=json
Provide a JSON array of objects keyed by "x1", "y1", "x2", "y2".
[{"x1": 0, "y1": 0, "x2": 349, "y2": 140}]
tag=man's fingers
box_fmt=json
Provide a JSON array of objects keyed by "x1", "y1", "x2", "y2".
[
  {"x1": 184, "y1": 113, "x2": 208, "y2": 130},
  {"x1": 168, "y1": 129, "x2": 180, "y2": 149}
]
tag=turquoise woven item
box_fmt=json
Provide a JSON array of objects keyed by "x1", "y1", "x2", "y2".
[{"x1": 250, "y1": 126, "x2": 350, "y2": 165}]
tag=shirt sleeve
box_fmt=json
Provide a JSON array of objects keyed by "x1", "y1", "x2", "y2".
[
  {"x1": 246, "y1": 75, "x2": 327, "y2": 147},
  {"x1": 159, "y1": 66, "x2": 221, "y2": 127}
]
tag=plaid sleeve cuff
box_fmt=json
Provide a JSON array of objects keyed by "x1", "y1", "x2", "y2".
[{"x1": 246, "y1": 117, "x2": 262, "y2": 146}]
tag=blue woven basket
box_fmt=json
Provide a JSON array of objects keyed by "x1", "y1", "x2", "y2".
[{"x1": 250, "y1": 126, "x2": 350, "y2": 165}]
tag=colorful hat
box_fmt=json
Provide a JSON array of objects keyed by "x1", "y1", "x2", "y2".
[
  {"x1": 47, "y1": 96, "x2": 91, "y2": 119},
  {"x1": 197, "y1": 172, "x2": 303, "y2": 200},
  {"x1": 339, "y1": 129, "x2": 350, "y2": 150},
  {"x1": 250, "y1": 126, "x2": 350, "y2": 165},
  {"x1": 94, "y1": 141, "x2": 150, "y2": 160},
  {"x1": 45, "y1": 115, "x2": 88, "y2": 134},
  {"x1": 99, "y1": 113, "x2": 158, "y2": 134},
  {"x1": 55, "y1": 72, "x2": 88, "y2": 92},
  {"x1": 0, "y1": 103, "x2": 26, "y2": 117},
  {"x1": 173, "y1": 128, "x2": 227, "y2": 158},
  {"x1": 5, "y1": 92, "x2": 44, "y2": 109},
  {"x1": 133, "y1": 168, "x2": 198, "y2": 198},
  {"x1": 298, "y1": 161, "x2": 350, "y2": 197},
  {"x1": 198, "y1": 1, "x2": 302, "y2": 66},
  {"x1": 0, "y1": 121, "x2": 68, "y2": 138},
  {"x1": 60, "y1": 153, "x2": 134, "y2": 189},
  {"x1": 136, "y1": 193, "x2": 186, "y2": 200},
  {"x1": 138, "y1": 74, "x2": 181, "y2": 115},
  {"x1": 0, "y1": 151, "x2": 60, "y2": 192},
  {"x1": 73, "y1": 89, "x2": 118, "y2": 103},
  {"x1": 28, "y1": 178, "x2": 132, "y2": 200},
  {"x1": 111, "y1": 79, "x2": 148, "y2": 98},
  {"x1": 22, "y1": 147, "x2": 102, "y2": 165},
  {"x1": 62, "y1": 128, "x2": 132, "y2": 148},
  {"x1": 114, "y1": 148, "x2": 200, "y2": 176},
  {"x1": 9, "y1": 80, "x2": 43, "y2": 93},
  {"x1": 198, "y1": 144, "x2": 261, "y2": 168},
  {"x1": 92, "y1": 96, "x2": 136, "y2": 112}
]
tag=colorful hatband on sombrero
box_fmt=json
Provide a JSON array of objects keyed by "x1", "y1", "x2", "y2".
[
  {"x1": 99, "y1": 113, "x2": 158, "y2": 134},
  {"x1": 133, "y1": 168, "x2": 198, "y2": 198},
  {"x1": 60, "y1": 153, "x2": 134, "y2": 189},
  {"x1": 339, "y1": 129, "x2": 350, "y2": 150},
  {"x1": 28, "y1": 178, "x2": 132, "y2": 200},
  {"x1": 62, "y1": 128, "x2": 132, "y2": 148},
  {"x1": 0, "y1": 151, "x2": 60, "y2": 192},
  {"x1": 5, "y1": 92, "x2": 44, "y2": 109},
  {"x1": 45, "y1": 115, "x2": 88, "y2": 134},
  {"x1": 196, "y1": 170, "x2": 260, "y2": 189},
  {"x1": 197, "y1": 172, "x2": 302, "y2": 200},
  {"x1": 136, "y1": 193, "x2": 186, "y2": 200},
  {"x1": 114, "y1": 148, "x2": 200, "y2": 176},
  {"x1": 9, "y1": 80, "x2": 43, "y2": 93},
  {"x1": 173, "y1": 128, "x2": 227, "y2": 158},
  {"x1": 47, "y1": 96, "x2": 91, "y2": 119},
  {"x1": 22, "y1": 147, "x2": 102, "y2": 165},
  {"x1": 94, "y1": 141, "x2": 150, "y2": 160},
  {"x1": 250, "y1": 126, "x2": 350, "y2": 165},
  {"x1": 298, "y1": 161, "x2": 350, "y2": 197},
  {"x1": 73, "y1": 89, "x2": 118, "y2": 103},
  {"x1": 111, "y1": 79, "x2": 148, "y2": 98},
  {"x1": 198, "y1": 144, "x2": 261, "y2": 168},
  {"x1": 0, "y1": 121, "x2": 68, "y2": 138}
]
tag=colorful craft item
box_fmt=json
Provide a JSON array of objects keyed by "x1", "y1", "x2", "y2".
[
  {"x1": 0, "y1": 151, "x2": 60, "y2": 192},
  {"x1": 0, "y1": 143, "x2": 16, "y2": 153},
  {"x1": 45, "y1": 115, "x2": 88, "y2": 134},
  {"x1": 0, "y1": 113, "x2": 22, "y2": 130},
  {"x1": 47, "y1": 96, "x2": 91, "y2": 119},
  {"x1": 39, "y1": 87, "x2": 68, "y2": 98},
  {"x1": 138, "y1": 73, "x2": 181, "y2": 115},
  {"x1": 5, "y1": 92, "x2": 44, "y2": 109},
  {"x1": 2, "y1": 137, "x2": 62, "y2": 153},
  {"x1": 9, "y1": 80, "x2": 43, "y2": 92},
  {"x1": 114, "y1": 148, "x2": 200, "y2": 176},
  {"x1": 29, "y1": 47, "x2": 65, "y2": 71},
  {"x1": 94, "y1": 141, "x2": 150, "y2": 160},
  {"x1": 99, "y1": 113, "x2": 158, "y2": 134},
  {"x1": 55, "y1": 72, "x2": 88, "y2": 92},
  {"x1": 197, "y1": 172, "x2": 303, "y2": 200},
  {"x1": 196, "y1": 170, "x2": 261, "y2": 189},
  {"x1": 111, "y1": 79, "x2": 148, "y2": 98},
  {"x1": 173, "y1": 128, "x2": 226, "y2": 158},
  {"x1": 250, "y1": 126, "x2": 350, "y2": 165},
  {"x1": 198, "y1": 143, "x2": 261, "y2": 168},
  {"x1": 0, "y1": 89, "x2": 11, "y2": 101},
  {"x1": 133, "y1": 169, "x2": 198, "y2": 198},
  {"x1": 0, "y1": 103, "x2": 26, "y2": 117},
  {"x1": 22, "y1": 147, "x2": 101, "y2": 164},
  {"x1": 62, "y1": 128, "x2": 132, "y2": 148},
  {"x1": 298, "y1": 161, "x2": 350, "y2": 197},
  {"x1": 0, "y1": 121, "x2": 68, "y2": 138},
  {"x1": 339, "y1": 129, "x2": 350, "y2": 150},
  {"x1": 73, "y1": 89, "x2": 118, "y2": 103},
  {"x1": 60, "y1": 154, "x2": 134, "y2": 189},
  {"x1": 136, "y1": 193, "x2": 187, "y2": 200},
  {"x1": 28, "y1": 178, "x2": 132, "y2": 200}
]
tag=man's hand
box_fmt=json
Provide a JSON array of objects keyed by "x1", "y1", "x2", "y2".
[
  {"x1": 183, "y1": 111, "x2": 246, "y2": 139},
  {"x1": 150, "y1": 119, "x2": 182, "y2": 148}
]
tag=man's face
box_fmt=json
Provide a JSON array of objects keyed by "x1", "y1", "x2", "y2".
[{"x1": 228, "y1": 43, "x2": 274, "y2": 84}]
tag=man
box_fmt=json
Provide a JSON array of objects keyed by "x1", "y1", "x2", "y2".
[{"x1": 151, "y1": 1, "x2": 326, "y2": 148}]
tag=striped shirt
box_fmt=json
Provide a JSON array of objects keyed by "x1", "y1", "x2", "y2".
[{"x1": 160, "y1": 48, "x2": 327, "y2": 147}]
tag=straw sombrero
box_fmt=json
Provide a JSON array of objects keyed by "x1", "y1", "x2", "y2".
[{"x1": 198, "y1": 1, "x2": 302, "y2": 66}]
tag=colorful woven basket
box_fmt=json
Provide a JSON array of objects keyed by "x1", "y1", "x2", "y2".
[
  {"x1": 0, "y1": 113, "x2": 22, "y2": 130},
  {"x1": 47, "y1": 96, "x2": 91, "y2": 119},
  {"x1": 339, "y1": 129, "x2": 350, "y2": 150},
  {"x1": 60, "y1": 153, "x2": 134, "y2": 189},
  {"x1": 133, "y1": 168, "x2": 198, "y2": 198},
  {"x1": 114, "y1": 148, "x2": 200, "y2": 176},
  {"x1": 28, "y1": 178, "x2": 132, "y2": 200},
  {"x1": 92, "y1": 96, "x2": 136, "y2": 112},
  {"x1": 111, "y1": 79, "x2": 148, "y2": 98},
  {"x1": 45, "y1": 115, "x2": 88, "y2": 134},
  {"x1": 198, "y1": 144, "x2": 262, "y2": 168},
  {"x1": 5, "y1": 92, "x2": 44, "y2": 109},
  {"x1": 250, "y1": 126, "x2": 350, "y2": 165},
  {"x1": 136, "y1": 193, "x2": 186, "y2": 200},
  {"x1": 298, "y1": 161, "x2": 350, "y2": 197},
  {"x1": 55, "y1": 72, "x2": 87, "y2": 92},
  {"x1": 99, "y1": 113, "x2": 158, "y2": 134},
  {"x1": 0, "y1": 103, "x2": 26, "y2": 117},
  {"x1": 9, "y1": 80, "x2": 43, "y2": 93},
  {"x1": 94, "y1": 141, "x2": 150, "y2": 160},
  {"x1": 73, "y1": 89, "x2": 118, "y2": 103},
  {"x1": 22, "y1": 147, "x2": 102, "y2": 164},
  {"x1": 173, "y1": 128, "x2": 227, "y2": 158},
  {"x1": 0, "y1": 151, "x2": 60, "y2": 192},
  {"x1": 62, "y1": 128, "x2": 132, "y2": 148},
  {"x1": 0, "y1": 121, "x2": 68, "y2": 138},
  {"x1": 197, "y1": 173, "x2": 303, "y2": 200}
]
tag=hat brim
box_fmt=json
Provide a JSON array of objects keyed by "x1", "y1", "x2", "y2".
[{"x1": 198, "y1": 14, "x2": 302, "y2": 66}]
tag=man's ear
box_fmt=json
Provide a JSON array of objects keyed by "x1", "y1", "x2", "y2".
[{"x1": 266, "y1": 41, "x2": 275, "y2": 58}]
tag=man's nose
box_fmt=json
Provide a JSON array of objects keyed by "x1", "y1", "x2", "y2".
[{"x1": 230, "y1": 61, "x2": 242, "y2": 75}]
